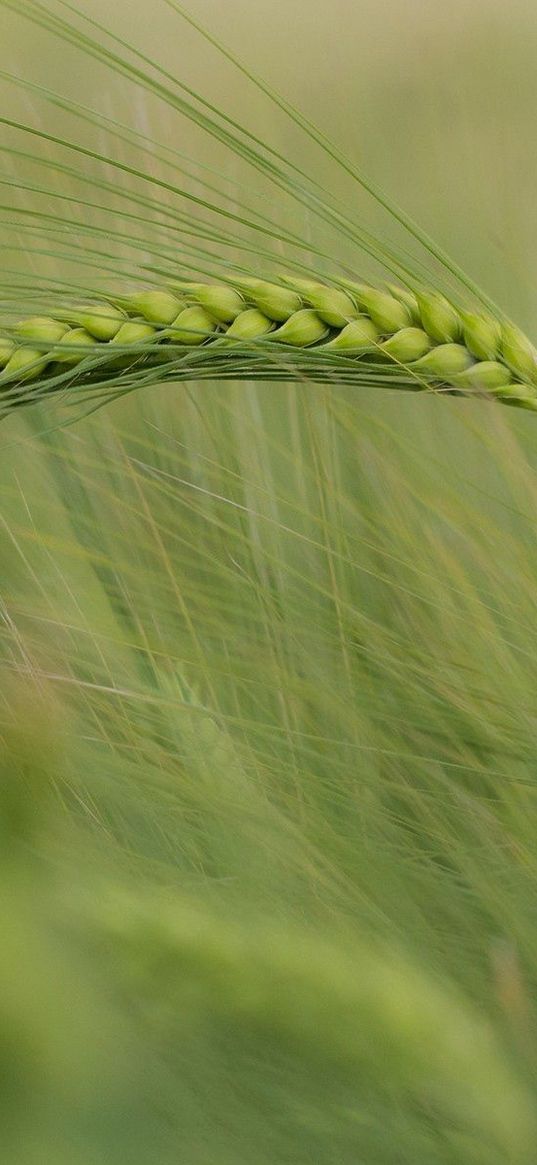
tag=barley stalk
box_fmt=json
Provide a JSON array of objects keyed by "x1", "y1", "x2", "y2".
[{"x1": 1, "y1": 274, "x2": 536, "y2": 416}]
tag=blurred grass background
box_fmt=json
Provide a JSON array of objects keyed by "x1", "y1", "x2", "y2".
[{"x1": 2, "y1": 1, "x2": 537, "y2": 1162}]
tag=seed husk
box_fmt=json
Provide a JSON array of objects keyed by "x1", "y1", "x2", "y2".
[
  {"x1": 66, "y1": 304, "x2": 125, "y2": 341},
  {"x1": 16, "y1": 317, "x2": 69, "y2": 344},
  {"x1": 501, "y1": 323, "x2": 537, "y2": 385},
  {"x1": 223, "y1": 309, "x2": 274, "y2": 340},
  {"x1": 269, "y1": 309, "x2": 328, "y2": 346},
  {"x1": 417, "y1": 291, "x2": 462, "y2": 343},
  {"x1": 412, "y1": 343, "x2": 474, "y2": 377},
  {"x1": 452, "y1": 361, "x2": 511, "y2": 391},
  {"x1": 379, "y1": 328, "x2": 432, "y2": 363},
  {"x1": 53, "y1": 327, "x2": 96, "y2": 365},
  {"x1": 323, "y1": 317, "x2": 380, "y2": 352},
  {"x1": 168, "y1": 306, "x2": 217, "y2": 345},
  {"x1": 461, "y1": 312, "x2": 502, "y2": 361},
  {"x1": 120, "y1": 290, "x2": 185, "y2": 326},
  {"x1": 353, "y1": 288, "x2": 411, "y2": 333}
]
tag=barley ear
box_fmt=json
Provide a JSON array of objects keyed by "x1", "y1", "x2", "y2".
[{"x1": 2, "y1": 275, "x2": 537, "y2": 416}]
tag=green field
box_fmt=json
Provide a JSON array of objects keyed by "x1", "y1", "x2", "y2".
[{"x1": 2, "y1": 3, "x2": 537, "y2": 1162}]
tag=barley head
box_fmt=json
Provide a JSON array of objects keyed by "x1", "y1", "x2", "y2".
[{"x1": 1, "y1": 274, "x2": 536, "y2": 415}]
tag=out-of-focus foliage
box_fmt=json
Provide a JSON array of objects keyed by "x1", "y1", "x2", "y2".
[
  {"x1": 2, "y1": 1, "x2": 537, "y2": 1162},
  {"x1": 3, "y1": 383, "x2": 537, "y2": 1163}
]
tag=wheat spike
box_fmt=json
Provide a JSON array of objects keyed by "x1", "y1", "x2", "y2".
[{"x1": 1, "y1": 276, "x2": 536, "y2": 415}]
